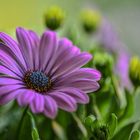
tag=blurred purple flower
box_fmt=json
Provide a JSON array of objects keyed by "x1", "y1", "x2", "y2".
[
  {"x1": 98, "y1": 19, "x2": 131, "y2": 88},
  {"x1": 116, "y1": 50, "x2": 132, "y2": 88},
  {"x1": 0, "y1": 27, "x2": 101, "y2": 118},
  {"x1": 98, "y1": 19, "x2": 121, "y2": 53}
]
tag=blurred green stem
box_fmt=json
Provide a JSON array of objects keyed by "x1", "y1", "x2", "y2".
[
  {"x1": 72, "y1": 113, "x2": 88, "y2": 139},
  {"x1": 16, "y1": 107, "x2": 28, "y2": 140},
  {"x1": 110, "y1": 73, "x2": 124, "y2": 108}
]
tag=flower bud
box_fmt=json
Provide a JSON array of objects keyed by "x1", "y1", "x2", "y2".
[
  {"x1": 91, "y1": 124, "x2": 109, "y2": 140},
  {"x1": 80, "y1": 9, "x2": 101, "y2": 33},
  {"x1": 44, "y1": 6, "x2": 65, "y2": 30},
  {"x1": 84, "y1": 115, "x2": 96, "y2": 126},
  {"x1": 129, "y1": 56, "x2": 140, "y2": 87},
  {"x1": 93, "y1": 52, "x2": 113, "y2": 77}
]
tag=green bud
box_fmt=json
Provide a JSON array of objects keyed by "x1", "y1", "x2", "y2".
[
  {"x1": 84, "y1": 115, "x2": 96, "y2": 126},
  {"x1": 91, "y1": 124, "x2": 109, "y2": 140},
  {"x1": 130, "y1": 130, "x2": 140, "y2": 140},
  {"x1": 129, "y1": 56, "x2": 140, "y2": 87},
  {"x1": 80, "y1": 9, "x2": 101, "y2": 34},
  {"x1": 44, "y1": 6, "x2": 65, "y2": 30},
  {"x1": 93, "y1": 52, "x2": 113, "y2": 77}
]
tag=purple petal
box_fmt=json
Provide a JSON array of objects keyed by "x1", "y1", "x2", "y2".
[
  {"x1": 115, "y1": 51, "x2": 131, "y2": 88},
  {"x1": 0, "y1": 85, "x2": 24, "y2": 96},
  {"x1": 17, "y1": 90, "x2": 35, "y2": 106},
  {"x1": 55, "y1": 79, "x2": 100, "y2": 93},
  {"x1": 51, "y1": 52, "x2": 92, "y2": 80},
  {"x1": 56, "y1": 87, "x2": 89, "y2": 104},
  {"x1": 48, "y1": 92, "x2": 77, "y2": 112},
  {"x1": 0, "y1": 65, "x2": 22, "y2": 79},
  {"x1": 0, "y1": 32, "x2": 27, "y2": 69},
  {"x1": 55, "y1": 68, "x2": 101, "y2": 85},
  {"x1": 29, "y1": 30, "x2": 40, "y2": 70},
  {"x1": 39, "y1": 31, "x2": 57, "y2": 71},
  {"x1": 45, "y1": 38, "x2": 72, "y2": 74},
  {"x1": 29, "y1": 93, "x2": 44, "y2": 113},
  {"x1": 0, "y1": 43, "x2": 25, "y2": 76},
  {"x1": 44, "y1": 96, "x2": 58, "y2": 119},
  {"x1": 0, "y1": 89, "x2": 22, "y2": 105},
  {"x1": 48, "y1": 38, "x2": 80, "y2": 76},
  {"x1": 16, "y1": 27, "x2": 35, "y2": 69},
  {"x1": 0, "y1": 77, "x2": 22, "y2": 85}
]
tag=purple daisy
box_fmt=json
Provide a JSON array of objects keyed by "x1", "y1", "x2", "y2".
[{"x1": 0, "y1": 27, "x2": 101, "y2": 118}]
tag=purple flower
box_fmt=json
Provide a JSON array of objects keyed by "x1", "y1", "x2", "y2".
[
  {"x1": 98, "y1": 19, "x2": 121, "y2": 53},
  {"x1": 0, "y1": 27, "x2": 101, "y2": 118},
  {"x1": 98, "y1": 19, "x2": 131, "y2": 88},
  {"x1": 115, "y1": 50, "x2": 132, "y2": 88}
]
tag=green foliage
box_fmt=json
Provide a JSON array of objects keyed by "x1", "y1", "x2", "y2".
[
  {"x1": 129, "y1": 130, "x2": 140, "y2": 140},
  {"x1": 108, "y1": 113, "x2": 118, "y2": 138}
]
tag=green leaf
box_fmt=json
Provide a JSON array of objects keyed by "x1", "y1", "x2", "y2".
[
  {"x1": 17, "y1": 108, "x2": 32, "y2": 140},
  {"x1": 32, "y1": 128, "x2": 40, "y2": 140},
  {"x1": 27, "y1": 111, "x2": 40, "y2": 140},
  {"x1": 129, "y1": 130, "x2": 140, "y2": 140},
  {"x1": 119, "y1": 90, "x2": 134, "y2": 123},
  {"x1": 112, "y1": 121, "x2": 140, "y2": 140},
  {"x1": 108, "y1": 113, "x2": 118, "y2": 138}
]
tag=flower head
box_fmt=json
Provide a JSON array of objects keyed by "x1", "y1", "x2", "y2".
[{"x1": 0, "y1": 28, "x2": 101, "y2": 118}]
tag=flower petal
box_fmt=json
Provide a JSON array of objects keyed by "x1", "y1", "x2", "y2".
[
  {"x1": 0, "y1": 32, "x2": 27, "y2": 69},
  {"x1": 16, "y1": 27, "x2": 35, "y2": 69},
  {"x1": 51, "y1": 52, "x2": 92, "y2": 80},
  {"x1": 0, "y1": 85, "x2": 24, "y2": 96},
  {"x1": 55, "y1": 68, "x2": 101, "y2": 85},
  {"x1": 39, "y1": 31, "x2": 57, "y2": 71},
  {"x1": 29, "y1": 30, "x2": 40, "y2": 70},
  {"x1": 0, "y1": 43, "x2": 25, "y2": 76},
  {"x1": 0, "y1": 89, "x2": 22, "y2": 105},
  {"x1": 47, "y1": 38, "x2": 80, "y2": 76},
  {"x1": 48, "y1": 92, "x2": 77, "y2": 112},
  {"x1": 0, "y1": 77, "x2": 22, "y2": 85},
  {"x1": 55, "y1": 79, "x2": 100, "y2": 93},
  {"x1": 56, "y1": 87, "x2": 89, "y2": 104},
  {"x1": 45, "y1": 38, "x2": 72, "y2": 74},
  {"x1": 17, "y1": 90, "x2": 35, "y2": 106},
  {"x1": 44, "y1": 96, "x2": 58, "y2": 119},
  {"x1": 29, "y1": 93, "x2": 44, "y2": 113},
  {"x1": 0, "y1": 65, "x2": 21, "y2": 79}
]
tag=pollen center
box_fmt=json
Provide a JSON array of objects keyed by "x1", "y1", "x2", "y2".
[{"x1": 24, "y1": 71, "x2": 51, "y2": 93}]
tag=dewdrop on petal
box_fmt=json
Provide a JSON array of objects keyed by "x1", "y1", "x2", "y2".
[
  {"x1": 44, "y1": 6, "x2": 65, "y2": 30},
  {"x1": 81, "y1": 9, "x2": 101, "y2": 33},
  {"x1": 129, "y1": 56, "x2": 140, "y2": 87}
]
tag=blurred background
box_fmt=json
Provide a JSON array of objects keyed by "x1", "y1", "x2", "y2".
[{"x1": 0, "y1": 0, "x2": 140, "y2": 55}]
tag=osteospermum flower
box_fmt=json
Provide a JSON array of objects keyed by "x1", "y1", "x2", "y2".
[{"x1": 0, "y1": 28, "x2": 101, "y2": 118}]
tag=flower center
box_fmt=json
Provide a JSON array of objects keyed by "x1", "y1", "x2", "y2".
[{"x1": 24, "y1": 71, "x2": 51, "y2": 93}]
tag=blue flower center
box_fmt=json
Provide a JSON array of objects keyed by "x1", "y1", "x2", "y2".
[{"x1": 24, "y1": 71, "x2": 51, "y2": 93}]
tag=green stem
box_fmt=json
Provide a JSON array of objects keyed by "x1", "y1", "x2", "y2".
[
  {"x1": 16, "y1": 107, "x2": 28, "y2": 140},
  {"x1": 110, "y1": 73, "x2": 124, "y2": 108}
]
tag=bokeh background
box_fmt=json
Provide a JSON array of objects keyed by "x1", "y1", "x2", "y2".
[{"x1": 0, "y1": 0, "x2": 140, "y2": 55}]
